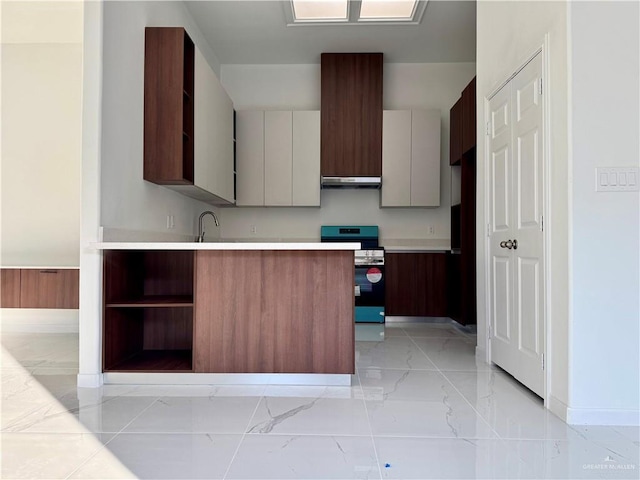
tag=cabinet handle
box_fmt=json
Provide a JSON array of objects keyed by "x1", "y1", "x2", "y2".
[{"x1": 39, "y1": 270, "x2": 59, "y2": 274}]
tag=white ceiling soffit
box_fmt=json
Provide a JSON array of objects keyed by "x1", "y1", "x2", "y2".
[{"x1": 184, "y1": 0, "x2": 476, "y2": 64}]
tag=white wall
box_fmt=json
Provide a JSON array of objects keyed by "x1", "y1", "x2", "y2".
[
  {"x1": 220, "y1": 62, "x2": 476, "y2": 241},
  {"x1": 78, "y1": 0, "x2": 225, "y2": 386},
  {"x1": 476, "y1": 0, "x2": 570, "y2": 416},
  {"x1": 1, "y1": 3, "x2": 83, "y2": 266},
  {"x1": 100, "y1": 1, "x2": 222, "y2": 240},
  {"x1": 569, "y1": 1, "x2": 639, "y2": 425}
]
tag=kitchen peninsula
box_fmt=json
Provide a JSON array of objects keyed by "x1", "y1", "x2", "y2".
[{"x1": 94, "y1": 241, "x2": 359, "y2": 385}]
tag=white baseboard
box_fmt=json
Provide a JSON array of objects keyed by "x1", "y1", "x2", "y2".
[
  {"x1": 566, "y1": 407, "x2": 640, "y2": 426},
  {"x1": 548, "y1": 395, "x2": 569, "y2": 422},
  {"x1": 103, "y1": 372, "x2": 352, "y2": 386},
  {"x1": 77, "y1": 373, "x2": 103, "y2": 388},
  {"x1": 0, "y1": 309, "x2": 79, "y2": 333}
]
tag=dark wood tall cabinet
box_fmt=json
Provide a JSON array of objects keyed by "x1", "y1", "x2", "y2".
[
  {"x1": 449, "y1": 76, "x2": 477, "y2": 326},
  {"x1": 461, "y1": 77, "x2": 477, "y2": 155},
  {"x1": 449, "y1": 97, "x2": 463, "y2": 165},
  {"x1": 321, "y1": 53, "x2": 383, "y2": 177},
  {"x1": 143, "y1": 27, "x2": 195, "y2": 185}
]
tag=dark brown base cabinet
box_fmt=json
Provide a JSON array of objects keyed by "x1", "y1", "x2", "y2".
[
  {"x1": 194, "y1": 250, "x2": 354, "y2": 374},
  {"x1": 102, "y1": 249, "x2": 355, "y2": 374},
  {"x1": 385, "y1": 253, "x2": 447, "y2": 317},
  {"x1": 1, "y1": 268, "x2": 79, "y2": 309}
]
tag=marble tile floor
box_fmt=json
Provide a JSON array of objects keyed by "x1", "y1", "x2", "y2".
[{"x1": 1, "y1": 324, "x2": 638, "y2": 479}]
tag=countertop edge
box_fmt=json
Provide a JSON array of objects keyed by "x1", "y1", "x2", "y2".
[
  {"x1": 383, "y1": 246, "x2": 451, "y2": 253},
  {"x1": 90, "y1": 242, "x2": 362, "y2": 251}
]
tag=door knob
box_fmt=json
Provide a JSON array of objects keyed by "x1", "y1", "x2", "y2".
[{"x1": 499, "y1": 239, "x2": 518, "y2": 250}]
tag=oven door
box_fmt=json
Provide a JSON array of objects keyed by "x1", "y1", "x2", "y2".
[{"x1": 354, "y1": 265, "x2": 385, "y2": 323}]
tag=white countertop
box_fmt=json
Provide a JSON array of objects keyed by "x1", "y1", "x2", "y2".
[
  {"x1": 91, "y1": 241, "x2": 361, "y2": 251},
  {"x1": 0, "y1": 266, "x2": 79, "y2": 270},
  {"x1": 381, "y1": 239, "x2": 451, "y2": 252}
]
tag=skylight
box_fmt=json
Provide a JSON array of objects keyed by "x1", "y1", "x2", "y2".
[
  {"x1": 288, "y1": 0, "x2": 426, "y2": 25},
  {"x1": 292, "y1": 0, "x2": 348, "y2": 21},
  {"x1": 359, "y1": 0, "x2": 418, "y2": 20}
]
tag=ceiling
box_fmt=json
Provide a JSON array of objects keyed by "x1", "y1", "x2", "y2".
[{"x1": 185, "y1": 0, "x2": 476, "y2": 64}]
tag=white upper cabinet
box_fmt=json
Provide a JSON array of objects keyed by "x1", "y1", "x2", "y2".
[
  {"x1": 235, "y1": 110, "x2": 265, "y2": 206},
  {"x1": 264, "y1": 111, "x2": 293, "y2": 206},
  {"x1": 292, "y1": 111, "x2": 320, "y2": 207},
  {"x1": 411, "y1": 110, "x2": 441, "y2": 207},
  {"x1": 192, "y1": 47, "x2": 235, "y2": 204},
  {"x1": 381, "y1": 109, "x2": 441, "y2": 207},
  {"x1": 381, "y1": 110, "x2": 412, "y2": 207},
  {"x1": 236, "y1": 110, "x2": 320, "y2": 207}
]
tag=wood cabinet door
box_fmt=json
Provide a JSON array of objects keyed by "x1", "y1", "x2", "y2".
[
  {"x1": 20, "y1": 269, "x2": 79, "y2": 309},
  {"x1": 450, "y1": 97, "x2": 463, "y2": 165},
  {"x1": 292, "y1": 111, "x2": 321, "y2": 206},
  {"x1": 235, "y1": 110, "x2": 265, "y2": 206},
  {"x1": 264, "y1": 111, "x2": 293, "y2": 206},
  {"x1": 321, "y1": 53, "x2": 383, "y2": 177},
  {"x1": 385, "y1": 253, "x2": 447, "y2": 317},
  {"x1": 1, "y1": 269, "x2": 21, "y2": 308},
  {"x1": 461, "y1": 77, "x2": 476, "y2": 155}
]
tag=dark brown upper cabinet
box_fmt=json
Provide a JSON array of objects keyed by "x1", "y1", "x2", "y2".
[
  {"x1": 449, "y1": 97, "x2": 463, "y2": 165},
  {"x1": 144, "y1": 27, "x2": 195, "y2": 185},
  {"x1": 461, "y1": 76, "x2": 476, "y2": 155},
  {"x1": 321, "y1": 53, "x2": 383, "y2": 177}
]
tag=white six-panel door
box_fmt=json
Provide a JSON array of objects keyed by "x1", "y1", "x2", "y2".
[{"x1": 489, "y1": 53, "x2": 545, "y2": 397}]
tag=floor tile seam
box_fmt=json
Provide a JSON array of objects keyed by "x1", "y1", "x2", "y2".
[
  {"x1": 115, "y1": 396, "x2": 163, "y2": 435},
  {"x1": 356, "y1": 366, "x2": 441, "y2": 372},
  {"x1": 406, "y1": 335, "x2": 503, "y2": 441},
  {"x1": 242, "y1": 432, "x2": 378, "y2": 438},
  {"x1": 356, "y1": 359, "x2": 385, "y2": 480},
  {"x1": 222, "y1": 393, "x2": 265, "y2": 480},
  {"x1": 403, "y1": 336, "x2": 440, "y2": 370},
  {"x1": 371, "y1": 433, "x2": 508, "y2": 441},
  {"x1": 62, "y1": 430, "x2": 121, "y2": 480}
]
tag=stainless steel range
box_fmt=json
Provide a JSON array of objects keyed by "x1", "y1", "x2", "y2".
[{"x1": 321, "y1": 226, "x2": 385, "y2": 324}]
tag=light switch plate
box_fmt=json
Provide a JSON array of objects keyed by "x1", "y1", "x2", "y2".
[{"x1": 595, "y1": 167, "x2": 639, "y2": 192}]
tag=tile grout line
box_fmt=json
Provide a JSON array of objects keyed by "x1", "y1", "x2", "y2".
[
  {"x1": 404, "y1": 330, "x2": 503, "y2": 442},
  {"x1": 357, "y1": 366, "x2": 384, "y2": 479},
  {"x1": 221, "y1": 391, "x2": 265, "y2": 480},
  {"x1": 63, "y1": 396, "x2": 162, "y2": 480}
]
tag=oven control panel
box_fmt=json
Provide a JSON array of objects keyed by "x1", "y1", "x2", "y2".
[{"x1": 354, "y1": 249, "x2": 385, "y2": 266}]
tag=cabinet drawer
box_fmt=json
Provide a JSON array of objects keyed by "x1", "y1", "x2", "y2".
[
  {"x1": 1, "y1": 269, "x2": 21, "y2": 308},
  {"x1": 20, "y1": 269, "x2": 79, "y2": 309}
]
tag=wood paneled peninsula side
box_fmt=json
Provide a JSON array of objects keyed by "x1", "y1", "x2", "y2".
[{"x1": 95, "y1": 242, "x2": 358, "y2": 383}]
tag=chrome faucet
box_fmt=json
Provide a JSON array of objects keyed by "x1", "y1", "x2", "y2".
[{"x1": 196, "y1": 211, "x2": 220, "y2": 242}]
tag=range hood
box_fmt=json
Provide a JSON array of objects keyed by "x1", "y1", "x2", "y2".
[{"x1": 321, "y1": 176, "x2": 382, "y2": 189}]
